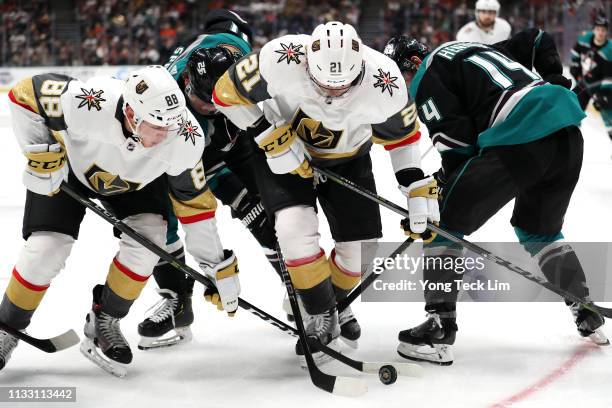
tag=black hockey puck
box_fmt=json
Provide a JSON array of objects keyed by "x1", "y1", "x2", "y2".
[{"x1": 378, "y1": 365, "x2": 397, "y2": 385}]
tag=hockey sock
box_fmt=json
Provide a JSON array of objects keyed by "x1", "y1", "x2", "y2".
[{"x1": 286, "y1": 251, "x2": 336, "y2": 315}]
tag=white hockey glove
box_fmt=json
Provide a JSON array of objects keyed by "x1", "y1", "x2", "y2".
[
  {"x1": 399, "y1": 176, "x2": 440, "y2": 243},
  {"x1": 255, "y1": 124, "x2": 313, "y2": 178},
  {"x1": 201, "y1": 250, "x2": 240, "y2": 316},
  {"x1": 22, "y1": 143, "x2": 69, "y2": 196}
]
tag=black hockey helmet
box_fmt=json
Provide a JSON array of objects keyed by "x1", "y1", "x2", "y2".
[
  {"x1": 383, "y1": 36, "x2": 431, "y2": 73},
  {"x1": 203, "y1": 9, "x2": 253, "y2": 45},
  {"x1": 186, "y1": 46, "x2": 239, "y2": 111},
  {"x1": 594, "y1": 14, "x2": 609, "y2": 29}
]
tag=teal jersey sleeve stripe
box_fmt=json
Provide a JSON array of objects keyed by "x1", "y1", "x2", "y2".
[{"x1": 478, "y1": 84, "x2": 586, "y2": 148}]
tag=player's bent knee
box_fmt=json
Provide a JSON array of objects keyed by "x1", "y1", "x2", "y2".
[
  {"x1": 15, "y1": 232, "x2": 75, "y2": 286},
  {"x1": 117, "y1": 213, "x2": 167, "y2": 277},
  {"x1": 274, "y1": 205, "x2": 320, "y2": 259}
]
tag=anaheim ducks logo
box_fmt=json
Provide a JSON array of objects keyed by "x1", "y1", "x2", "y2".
[
  {"x1": 85, "y1": 164, "x2": 141, "y2": 195},
  {"x1": 290, "y1": 108, "x2": 343, "y2": 149}
]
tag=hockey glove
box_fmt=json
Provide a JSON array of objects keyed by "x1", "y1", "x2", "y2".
[
  {"x1": 23, "y1": 143, "x2": 69, "y2": 196},
  {"x1": 399, "y1": 176, "x2": 440, "y2": 243},
  {"x1": 255, "y1": 124, "x2": 313, "y2": 178},
  {"x1": 202, "y1": 250, "x2": 240, "y2": 316}
]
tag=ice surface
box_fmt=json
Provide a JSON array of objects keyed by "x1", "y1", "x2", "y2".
[{"x1": 0, "y1": 93, "x2": 610, "y2": 408}]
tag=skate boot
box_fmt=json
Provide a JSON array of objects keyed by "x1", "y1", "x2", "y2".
[
  {"x1": 338, "y1": 306, "x2": 361, "y2": 349},
  {"x1": 568, "y1": 302, "x2": 609, "y2": 345},
  {"x1": 138, "y1": 289, "x2": 193, "y2": 350},
  {"x1": 0, "y1": 329, "x2": 19, "y2": 370},
  {"x1": 80, "y1": 285, "x2": 132, "y2": 377},
  {"x1": 397, "y1": 312, "x2": 457, "y2": 365},
  {"x1": 295, "y1": 306, "x2": 340, "y2": 368}
]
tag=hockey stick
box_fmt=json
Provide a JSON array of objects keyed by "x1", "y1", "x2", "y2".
[
  {"x1": 59, "y1": 184, "x2": 421, "y2": 389},
  {"x1": 313, "y1": 167, "x2": 612, "y2": 319},
  {"x1": 337, "y1": 238, "x2": 414, "y2": 314},
  {"x1": 274, "y1": 245, "x2": 368, "y2": 395},
  {"x1": 0, "y1": 322, "x2": 79, "y2": 353},
  {"x1": 421, "y1": 144, "x2": 435, "y2": 159}
]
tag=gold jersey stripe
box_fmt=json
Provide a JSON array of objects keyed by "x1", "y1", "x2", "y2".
[
  {"x1": 330, "y1": 259, "x2": 361, "y2": 290},
  {"x1": 287, "y1": 254, "x2": 332, "y2": 290},
  {"x1": 170, "y1": 189, "x2": 217, "y2": 219},
  {"x1": 5, "y1": 277, "x2": 47, "y2": 311},
  {"x1": 371, "y1": 121, "x2": 420, "y2": 146},
  {"x1": 11, "y1": 77, "x2": 40, "y2": 114},
  {"x1": 214, "y1": 71, "x2": 254, "y2": 107},
  {"x1": 106, "y1": 261, "x2": 147, "y2": 301}
]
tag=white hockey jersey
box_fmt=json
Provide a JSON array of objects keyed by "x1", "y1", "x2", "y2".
[
  {"x1": 9, "y1": 74, "x2": 204, "y2": 195},
  {"x1": 8, "y1": 72, "x2": 226, "y2": 266},
  {"x1": 212, "y1": 34, "x2": 422, "y2": 173},
  {"x1": 456, "y1": 18, "x2": 511, "y2": 45}
]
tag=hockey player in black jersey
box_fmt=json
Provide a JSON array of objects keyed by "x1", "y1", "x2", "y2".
[{"x1": 384, "y1": 29, "x2": 608, "y2": 365}]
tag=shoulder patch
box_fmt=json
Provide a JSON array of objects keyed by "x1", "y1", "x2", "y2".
[
  {"x1": 179, "y1": 118, "x2": 202, "y2": 146},
  {"x1": 75, "y1": 87, "x2": 106, "y2": 111},
  {"x1": 373, "y1": 68, "x2": 399, "y2": 96},
  {"x1": 274, "y1": 42, "x2": 305, "y2": 65}
]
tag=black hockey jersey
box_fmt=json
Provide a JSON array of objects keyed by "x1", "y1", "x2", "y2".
[{"x1": 410, "y1": 33, "x2": 585, "y2": 175}]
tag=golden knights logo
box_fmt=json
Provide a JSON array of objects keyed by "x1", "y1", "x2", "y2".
[
  {"x1": 290, "y1": 109, "x2": 343, "y2": 149},
  {"x1": 373, "y1": 68, "x2": 399, "y2": 96},
  {"x1": 178, "y1": 118, "x2": 202, "y2": 146},
  {"x1": 275, "y1": 43, "x2": 305, "y2": 65},
  {"x1": 75, "y1": 88, "x2": 106, "y2": 111},
  {"x1": 85, "y1": 164, "x2": 141, "y2": 195}
]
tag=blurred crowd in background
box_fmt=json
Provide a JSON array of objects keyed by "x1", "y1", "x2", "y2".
[{"x1": 0, "y1": 0, "x2": 609, "y2": 67}]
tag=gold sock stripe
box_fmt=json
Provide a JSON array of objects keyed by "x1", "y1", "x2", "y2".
[
  {"x1": 330, "y1": 255, "x2": 361, "y2": 290},
  {"x1": 287, "y1": 253, "x2": 331, "y2": 290},
  {"x1": 106, "y1": 258, "x2": 148, "y2": 301},
  {"x1": 5, "y1": 268, "x2": 48, "y2": 311}
]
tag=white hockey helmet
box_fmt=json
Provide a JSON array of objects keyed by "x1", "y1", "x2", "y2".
[
  {"x1": 123, "y1": 65, "x2": 186, "y2": 128},
  {"x1": 475, "y1": 0, "x2": 500, "y2": 13},
  {"x1": 307, "y1": 22, "x2": 364, "y2": 88}
]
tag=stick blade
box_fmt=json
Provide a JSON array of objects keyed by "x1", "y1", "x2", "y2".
[
  {"x1": 331, "y1": 376, "x2": 368, "y2": 397},
  {"x1": 362, "y1": 361, "x2": 423, "y2": 377},
  {"x1": 48, "y1": 329, "x2": 80, "y2": 352}
]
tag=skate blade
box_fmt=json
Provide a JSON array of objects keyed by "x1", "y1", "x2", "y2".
[
  {"x1": 138, "y1": 327, "x2": 193, "y2": 350},
  {"x1": 80, "y1": 338, "x2": 128, "y2": 378},
  {"x1": 397, "y1": 342, "x2": 453, "y2": 366},
  {"x1": 362, "y1": 361, "x2": 423, "y2": 377},
  {"x1": 298, "y1": 338, "x2": 341, "y2": 369}
]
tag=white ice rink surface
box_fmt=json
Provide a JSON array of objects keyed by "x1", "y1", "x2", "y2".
[{"x1": 0, "y1": 93, "x2": 611, "y2": 408}]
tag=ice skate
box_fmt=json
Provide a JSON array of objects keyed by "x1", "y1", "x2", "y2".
[
  {"x1": 568, "y1": 302, "x2": 609, "y2": 346},
  {"x1": 80, "y1": 286, "x2": 132, "y2": 377},
  {"x1": 138, "y1": 289, "x2": 193, "y2": 350},
  {"x1": 397, "y1": 313, "x2": 457, "y2": 365},
  {"x1": 0, "y1": 329, "x2": 19, "y2": 370},
  {"x1": 338, "y1": 306, "x2": 361, "y2": 349},
  {"x1": 295, "y1": 306, "x2": 341, "y2": 368}
]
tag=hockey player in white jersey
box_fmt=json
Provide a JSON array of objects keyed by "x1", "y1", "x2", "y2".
[
  {"x1": 0, "y1": 66, "x2": 240, "y2": 376},
  {"x1": 456, "y1": 0, "x2": 511, "y2": 44},
  {"x1": 213, "y1": 22, "x2": 436, "y2": 365}
]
